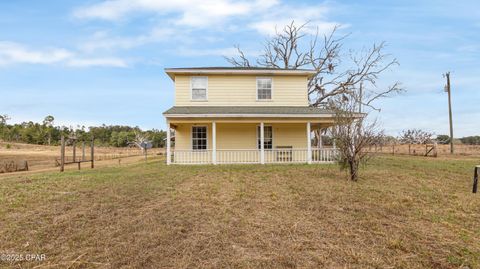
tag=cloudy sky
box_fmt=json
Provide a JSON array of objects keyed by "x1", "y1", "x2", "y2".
[{"x1": 1, "y1": 0, "x2": 479, "y2": 136}]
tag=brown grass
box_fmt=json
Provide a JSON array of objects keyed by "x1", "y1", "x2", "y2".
[
  {"x1": 372, "y1": 143, "x2": 480, "y2": 157},
  {"x1": 0, "y1": 155, "x2": 479, "y2": 268},
  {"x1": 0, "y1": 142, "x2": 165, "y2": 173}
]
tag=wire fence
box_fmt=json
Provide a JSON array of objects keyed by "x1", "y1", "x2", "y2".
[
  {"x1": 368, "y1": 144, "x2": 480, "y2": 157},
  {"x1": 0, "y1": 145, "x2": 166, "y2": 173}
]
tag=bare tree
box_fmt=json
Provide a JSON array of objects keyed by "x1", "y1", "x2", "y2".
[
  {"x1": 226, "y1": 21, "x2": 403, "y2": 180},
  {"x1": 327, "y1": 90, "x2": 385, "y2": 181},
  {"x1": 225, "y1": 21, "x2": 402, "y2": 110},
  {"x1": 128, "y1": 131, "x2": 150, "y2": 152},
  {"x1": 398, "y1": 129, "x2": 434, "y2": 145}
]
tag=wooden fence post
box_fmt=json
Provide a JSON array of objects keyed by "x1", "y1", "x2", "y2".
[
  {"x1": 473, "y1": 166, "x2": 479, "y2": 193},
  {"x1": 60, "y1": 136, "x2": 65, "y2": 172},
  {"x1": 82, "y1": 142, "x2": 86, "y2": 161},
  {"x1": 91, "y1": 137, "x2": 95, "y2": 169},
  {"x1": 73, "y1": 140, "x2": 76, "y2": 163}
]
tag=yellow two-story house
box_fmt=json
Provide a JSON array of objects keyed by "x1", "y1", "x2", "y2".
[{"x1": 163, "y1": 67, "x2": 338, "y2": 165}]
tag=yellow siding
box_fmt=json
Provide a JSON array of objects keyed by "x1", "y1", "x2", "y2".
[
  {"x1": 272, "y1": 123, "x2": 307, "y2": 149},
  {"x1": 174, "y1": 123, "x2": 212, "y2": 150},
  {"x1": 174, "y1": 75, "x2": 308, "y2": 106},
  {"x1": 173, "y1": 123, "x2": 307, "y2": 150},
  {"x1": 217, "y1": 123, "x2": 257, "y2": 149}
]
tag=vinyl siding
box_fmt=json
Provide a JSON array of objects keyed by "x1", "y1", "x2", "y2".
[
  {"x1": 173, "y1": 123, "x2": 307, "y2": 150},
  {"x1": 174, "y1": 122, "x2": 213, "y2": 150},
  {"x1": 272, "y1": 123, "x2": 307, "y2": 148},
  {"x1": 174, "y1": 75, "x2": 308, "y2": 106}
]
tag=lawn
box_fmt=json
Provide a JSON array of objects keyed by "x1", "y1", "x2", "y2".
[{"x1": 0, "y1": 156, "x2": 479, "y2": 268}]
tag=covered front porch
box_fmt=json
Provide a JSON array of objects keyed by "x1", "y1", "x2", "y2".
[{"x1": 165, "y1": 120, "x2": 338, "y2": 165}]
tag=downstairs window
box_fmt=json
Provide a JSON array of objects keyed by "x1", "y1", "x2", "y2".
[
  {"x1": 257, "y1": 125, "x2": 273, "y2": 149},
  {"x1": 192, "y1": 126, "x2": 207, "y2": 150}
]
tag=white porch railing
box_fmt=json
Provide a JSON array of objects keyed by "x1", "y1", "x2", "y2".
[
  {"x1": 173, "y1": 150, "x2": 212, "y2": 164},
  {"x1": 171, "y1": 148, "x2": 339, "y2": 164},
  {"x1": 217, "y1": 149, "x2": 259, "y2": 164},
  {"x1": 311, "y1": 148, "x2": 339, "y2": 163}
]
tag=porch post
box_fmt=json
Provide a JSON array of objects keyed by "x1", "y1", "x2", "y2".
[
  {"x1": 260, "y1": 122, "x2": 265, "y2": 164},
  {"x1": 166, "y1": 120, "x2": 171, "y2": 165},
  {"x1": 318, "y1": 127, "x2": 323, "y2": 149},
  {"x1": 212, "y1": 121, "x2": 217, "y2": 165},
  {"x1": 307, "y1": 122, "x2": 312, "y2": 164}
]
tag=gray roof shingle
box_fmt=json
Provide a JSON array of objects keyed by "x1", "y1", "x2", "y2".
[{"x1": 163, "y1": 106, "x2": 334, "y2": 116}]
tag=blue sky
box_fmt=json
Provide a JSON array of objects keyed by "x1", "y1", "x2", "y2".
[{"x1": 1, "y1": 0, "x2": 479, "y2": 136}]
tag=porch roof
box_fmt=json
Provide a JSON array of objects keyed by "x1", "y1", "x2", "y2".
[{"x1": 163, "y1": 106, "x2": 335, "y2": 118}]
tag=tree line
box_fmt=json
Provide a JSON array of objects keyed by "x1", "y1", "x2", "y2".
[{"x1": 0, "y1": 115, "x2": 166, "y2": 148}]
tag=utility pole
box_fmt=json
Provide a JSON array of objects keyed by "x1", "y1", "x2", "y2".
[{"x1": 444, "y1": 72, "x2": 454, "y2": 154}]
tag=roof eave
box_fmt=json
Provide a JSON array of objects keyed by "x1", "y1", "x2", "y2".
[{"x1": 165, "y1": 68, "x2": 317, "y2": 80}]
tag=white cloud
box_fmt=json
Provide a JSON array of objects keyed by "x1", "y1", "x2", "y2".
[
  {"x1": 0, "y1": 41, "x2": 127, "y2": 68},
  {"x1": 176, "y1": 47, "x2": 242, "y2": 57},
  {"x1": 73, "y1": 0, "x2": 339, "y2": 33},
  {"x1": 67, "y1": 57, "x2": 128, "y2": 68},
  {"x1": 248, "y1": 4, "x2": 343, "y2": 36},
  {"x1": 80, "y1": 28, "x2": 176, "y2": 52},
  {"x1": 0, "y1": 42, "x2": 72, "y2": 65},
  {"x1": 72, "y1": 0, "x2": 343, "y2": 58},
  {"x1": 73, "y1": 0, "x2": 279, "y2": 27}
]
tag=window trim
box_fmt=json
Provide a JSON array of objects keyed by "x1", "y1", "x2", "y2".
[
  {"x1": 256, "y1": 77, "x2": 273, "y2": 101},
  {"x1": 256, "y1": 124, "x2": 274, "y2": 150},
  {"x1": 190, "y1": 76, "x2": 208, "y2": 101},
  {"x1": 191, "y1": 125, "x2": 208, "y2": 151}
]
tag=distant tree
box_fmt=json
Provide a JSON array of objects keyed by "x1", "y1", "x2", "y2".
[
  {"x1": 146, "y1": 129, "x2": 166, "y2": 148},
  {"x1": 0, "y1": 114, "x2": 10, "y2": 141},
  {"x1": 460, "y1": 136, "x2": 480, "y2": 145},
  {"x1": 1, "y1": 114, "x2": 167, "y2": 148},
  {"x1": 436, "y1": 134, "x2": 450, "y2": 144},
  {"x1": 42, "y1": 115, "x2": 55, "y2": 145},
  {"x1": 0, "y1": 114, "x2": 10, "y2": 126},
  {"x1": 398, "y1": 129, "x2": 434, "y2": 145}
]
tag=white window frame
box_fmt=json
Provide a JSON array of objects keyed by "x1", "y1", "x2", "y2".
[
  {"x1": 256, "y1": 77, "x2": 273, "y2": 101},
  {"x1": 190, "y1": 76, "x2": 208, "y2": 101},
  {"x1": 191, "y1": 125, "x2": 208, "y2": 151},
  {"x1": 256, "y1": 125, "x2": 273, "y2": 149}
]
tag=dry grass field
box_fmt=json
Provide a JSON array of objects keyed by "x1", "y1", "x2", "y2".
[
  {"x1": 0, "y1": 142, "x2": 164, "y2": 173},
  {"x1": 0, "y1": 155, "x2": 479, "y2": 268},
  {"x1": 372, "y1": 143, "x2": 480, "y2": 157}
]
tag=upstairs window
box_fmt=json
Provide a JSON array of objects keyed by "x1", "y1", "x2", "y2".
[
  {"x1": 191, "y1": 77, "x2": 207, "y2": 100},
  {"x1": 257, "y1": 78, "x2": 272, "y2": 100},
  {"x1": 257, "y1": 125, "x2": 273, "y2": 149},
  {"x1": 192, "y1": 126, "x2": 207, "y2": 150}
]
